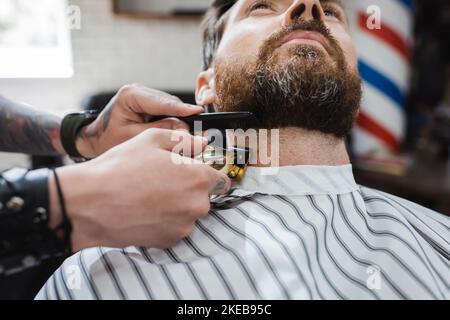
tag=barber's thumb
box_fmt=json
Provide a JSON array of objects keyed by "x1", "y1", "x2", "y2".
[{"x1": 208, "y1": 170, "x2": 232, "y2": 195}]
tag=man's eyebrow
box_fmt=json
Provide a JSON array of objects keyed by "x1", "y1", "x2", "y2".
[
  {"x1": 320, "y1": 0, "x2": 348, "y2": 22},
  {"x1": 320, "y1": 0, "x2": 345, "y2": 10}
]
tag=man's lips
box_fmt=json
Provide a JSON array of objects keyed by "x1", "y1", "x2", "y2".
[{"x1": 281, "y1": 31, "x2": 331, "y2": 54}]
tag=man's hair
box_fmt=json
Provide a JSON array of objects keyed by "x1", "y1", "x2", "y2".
[{"x1": 202, "y1": 0, "x2": 237, "y2": 70}]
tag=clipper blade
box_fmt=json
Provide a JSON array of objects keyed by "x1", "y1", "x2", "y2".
[{"x1": 196, "y1": 145, "x2": 250, "y2": 180}]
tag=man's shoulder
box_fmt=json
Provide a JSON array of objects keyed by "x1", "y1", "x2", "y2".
[
  {"x1": 36, "y1": 246, "x2": 142, "y2": 299},
  {"x1": 358, "y1": 185, "x2": 450, "y2": 225}
]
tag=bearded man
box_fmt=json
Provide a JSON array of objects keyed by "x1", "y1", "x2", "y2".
[{"x1": 37, "y1": 0, "x2": 449, "y2": 300}]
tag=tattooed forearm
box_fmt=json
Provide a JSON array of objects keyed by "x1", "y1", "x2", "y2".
[{"x1": 0, "y1": 96, "x2": 64, "y2": 156}]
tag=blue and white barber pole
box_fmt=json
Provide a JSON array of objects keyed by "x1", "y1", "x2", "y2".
[{"x1": 346, "y1": 0, "x2": 414, "y2": 155}]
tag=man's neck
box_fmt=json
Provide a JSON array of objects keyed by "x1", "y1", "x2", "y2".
[{"x1": 231, "y1": 127, "x2": 350, "y2": 167}]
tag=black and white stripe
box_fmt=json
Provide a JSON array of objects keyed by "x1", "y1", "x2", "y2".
[{"x1": 36, "y1": 165, "x2": 450, "y2": 300}]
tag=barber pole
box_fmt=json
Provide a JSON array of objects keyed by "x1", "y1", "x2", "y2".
[{"x1": 346, "y1": 0, "x2": 414, "y2": 155}]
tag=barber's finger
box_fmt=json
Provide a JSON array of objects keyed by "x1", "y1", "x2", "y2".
[
  {"x1": 171, "y1": 154, "x2": 204, "y2": 165},
  {"x1": 205, "y1": 166, "x2": 232, "y2": 195},
  {"x1": 146, "y1": 128, "x2": 207, "y2": 153},
  {"x1": 127, "y1": 119, "x2": 190, "y2": 141},
  {"x1": 130, "y1": 87, "x2": 204, "y2": 117},
  {"x1": 142, "y1": 118, "x2": 190, "y2": 131},
  {"x1": 172, "y1": 132, "x2": 208, "y2": 157},
  {"x1": 174, "y1": 160, "x2": 231, "y2": 194}
]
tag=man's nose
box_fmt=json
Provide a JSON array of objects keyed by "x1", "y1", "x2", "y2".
[{"x1": 282, "y1": 0, "x2": 326, "y2": 27}]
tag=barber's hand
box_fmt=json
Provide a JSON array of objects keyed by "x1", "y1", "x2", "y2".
[
  {"x1": 50, "y1": 128, "x2": 231, "y2": 251},
  {"x1": 75, "y1": 84, "x2": 204, "y2": 158}
]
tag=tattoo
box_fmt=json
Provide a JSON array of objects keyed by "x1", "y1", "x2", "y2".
[{"x1": 0, "y1": 96, "x2": 62, "y2": 156}]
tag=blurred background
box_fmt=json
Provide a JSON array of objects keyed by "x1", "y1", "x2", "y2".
[{"x1": 0, "y1": 0, "x2": 449, "y2": 214}]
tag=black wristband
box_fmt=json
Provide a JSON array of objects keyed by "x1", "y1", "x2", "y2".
[
  {"x1": 0, "y1": 168, "x2": 50, "y2": 227},
  {"x1": 60, "y1": 110, "x2": 99, "y2": 160},
  {"x1": 0, "y1": 168, "x2": 68, "y2": 274}
]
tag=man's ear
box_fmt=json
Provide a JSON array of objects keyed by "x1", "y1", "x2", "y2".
[{"x1": 196, "y1": 69, "x2": 216, "y2": 106}]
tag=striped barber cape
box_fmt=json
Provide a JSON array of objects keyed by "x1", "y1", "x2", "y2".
[{"x1": 36, "y1": 165, "x2": 450, "y2": 300}]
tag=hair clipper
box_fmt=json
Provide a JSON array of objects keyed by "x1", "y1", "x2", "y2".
[{"x1": 149, "y1": 112, "x2": 259, "y2": 180}]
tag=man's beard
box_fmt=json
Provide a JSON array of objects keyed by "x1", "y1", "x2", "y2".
[{"x1": 214, "y1": 19, "x2": 362, "y2": 138}]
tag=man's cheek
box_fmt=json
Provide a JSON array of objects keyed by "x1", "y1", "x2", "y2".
[
  {"x1": 345, "y1": 49, "x2": 358, "y2": 70},
  {"x1": 219, "y1": 29, "x2": 264, "y2": 58},
  {"x1": 339, "y1": 36, "x2": 359, "y2": 67}
]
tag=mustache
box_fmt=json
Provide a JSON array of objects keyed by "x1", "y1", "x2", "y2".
[{"x1": 259, "y1": 19, "x2": 341, "y2": 60}]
